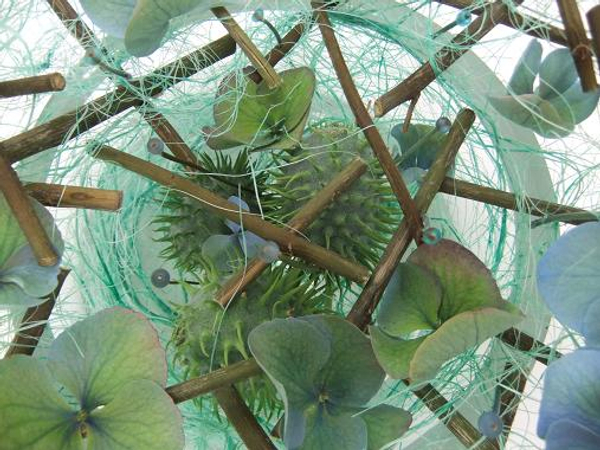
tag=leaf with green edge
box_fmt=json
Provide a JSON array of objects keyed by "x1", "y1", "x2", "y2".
[
  {"x1": 0, "y1": 194, "x2": 64, "y2": 307},
  {"x1": 361, "y1": 404, "x2": 413, "y2": 450},
  {"x1": 206, "y1": 67, "x2": 316, "y2": 151},
  {"x1": 299, "y1": 406, "x2": 367, "y2": 450},
  {"x1": 377, "y1": 263, "x2": 442, "y2": 337},
  {"x1": 48, "y1": 307, "x2": 167, "y2": 410},
  {"x1": 87, "y1": 379, "x2": 184, "y2": 450},
  {"x1": 0, "y1": 356, "x2": 80, "y2": 450},
  {"x1": 369, "y1": 327, "x2": 425, "y2": 380},
  {"x1": 536, "y1": 48, "x2": 578, "y2": 99},
  {"x1": 509, "y1": 40, "x2": 542, "y2": 95},
  {"x1": 408, "y1": 239, "x2": 505, "y2": 321},
  {"x1": 409, "y1": 306, "x2": 523, "y2": 383},
  {"x1": 390, "y1": 124, "x2": 448, "y2": 171}
]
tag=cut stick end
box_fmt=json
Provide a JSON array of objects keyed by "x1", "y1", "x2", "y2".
[{"x1": 50, "y1": 73, "x2": 66, "y2": 91}]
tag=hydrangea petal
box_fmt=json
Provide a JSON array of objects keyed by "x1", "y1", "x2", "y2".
[
  {"x1": 509, "y1": 39, "x2": 542, "y2": 95},
  {"x1": 0, "y1": 245, "x2": 60, "y2": 297},
  {"x1": 369, "y1": 326, "x2": 425, "y2": 380},
  {"x1": 360, "y1": 404, "x2": 412, "y2": 450},
  {"x1": 545, "y1": 419, "x2": 600, "y2": 450},
  {"x1": 300, "y1": 407, "x2": 367, "y2": 450},
  {"x1": 80, "y1": 0, "x2": 136, "y2": 38},
  {"x1": 537, "y1": 48, "x2": 578, "y2": 99}
]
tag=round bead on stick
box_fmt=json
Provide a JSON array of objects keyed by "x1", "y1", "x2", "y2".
[
  {"x1": 435, "y1": 116, "x2": 452, "y2": 134},
  {"x1": 151, "y1": 268, "x2": 170, "y2": 288},
  {"x1": 432, "y1": 9, "x2": 472, "y2": 38},
  {"x1": 422, "y1": 226, "x2": 442, "y2": 245},
  {"x1": 478, "y1": 410, "x2": 503, "y2": 439},
  {"x1": 147, "y1": 137, "x2": 165, "y2": 155},
  {"x1": 251, "y1": 8, "x2": 283, "y2": 45}
]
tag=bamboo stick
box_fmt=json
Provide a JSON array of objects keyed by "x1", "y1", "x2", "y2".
[
  {"x1": 439, "y1": 177, "x2": 597, "y2": 225},
  {"x1": 434, "y1": 0, "x2": 569, "y2": 47},
  {"x1": 0, "y1": 155, "x2": 59, "y2": 267},
  {"x1": 0, "y1": 36, "x2": 236, "y2": 164},
  {"x1": 212, "y1": 7, "x2": 282, "y2": 89},
  {"x1": 4, "y1": 269, "x2": 70, "y2": 358},
  {"x1": 557, "y1": 0, "x2": 598, "y2": 91},
  {"x1": 587, "y1": 5, "x2": 600, "y2": 74},
  {"x1": 216, "y1": 157, "x2": 368, "y2": 306},
  {"x1": 374, "y1": 0, "x2": 520, "y2": 117},
  {"x1": 24, "y1": 183, "x2": 123, "y2": 211},
  {"x1": 45, "y1": 0, "x2": 96, "y2": 48},
  {"x1": 94, "y1": 146, "x2": 370, "y2": 283},
  {"x1": 213, "y1": 386, "x2": 277, "y2": 450},
  {"x1": 314, "y1": 2, "x2": 423, "y2": 243},
  {"x1": 0, "y1": 73, "x2": 66, "y2": 98}
]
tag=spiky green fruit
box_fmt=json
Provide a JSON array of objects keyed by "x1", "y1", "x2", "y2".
[
  {"x1": 267, "y1": 125, "x2": 400, "y2": 271},
  {"x1": 172, "y1": 266, "x2": 330, "y2": 415},
  {"x1": 153, "y1": 151, "x2": 267, "y2": 277}
]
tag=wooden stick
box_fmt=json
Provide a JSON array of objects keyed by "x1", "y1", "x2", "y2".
[
  {"x1": 0, "y1": 155, "x2": 59, "y2": 267},
  {"x1": 94, "y1": 146, "x2": 370, "y2": 283},
  {"x1": 4, "y1": 269, "x2": 70, "y2": 358},
  {"x1": 45, "y1": 0, "x2": 96, "y2": 48},
  {"x1": 0, "y1": 73, "x2": 65, "y2": 98},
  {"x1": 24, "y1": 183, "x2": 123, "y2": 211},
  {"x1": 557, "y1": 0, "x2": 598, "y2": 91},
  {"x1": 167, "y1": 359, "x2": 262, "y2": 404},
  {"x1": 439, "y1": 177, "x2": 597, "y2": 225},
  {"x1": 212, "y1": 7, "x2": 282, "y2": 89},
  {"x1": 314, "y1": 2, "x2": 423, "y2": 243},
  {"x1": 500, "y1": 328, "x2": 562, "y2": 366},
  {"x1": 347, "y1": 109, "x2": 475, "y2": 329},
  {"x1": 587, "y1": 5, "x2": 600, "y2": 74},
  {"x1": 434, "y1": 0, "x2": 569, "y2": 47},
  {"x1": 0, "y1": 36, "x2": 236, "y2": 164},
  {"x1": 402, "y1": 94, "x2": 420, "y2": 133},
  {"x1": 216, "y1": 157, "x2": 368, "y2": 306},
  {"x1": 374, "y1": 0, "x2": 519, "y2": 117},
  {"x1": 213, "y1": 386, "x2": 277, "y2": 450}
]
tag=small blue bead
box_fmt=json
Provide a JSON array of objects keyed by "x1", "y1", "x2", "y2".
[
  {"x1": 422, "y1": 227, "x2": 442, "y2": 245},
  {"x1": 151, "y1": 268, "x2": 170, "y2": 288},
  {"x1": 147, "y1": 137, "x2": 164, "y2": 155},
  {"x1": 478, "y1": 411, "x2": 503, "y2": 439},
  {"x1": 456, "y1": 9, "x2": 472, "y2": 27},
  {"x1": 252, "y1": 8, "x2": 265, "y2": 22},
  {"x1": 435, "y1": 117, "x2": 452, "y2": 134}
]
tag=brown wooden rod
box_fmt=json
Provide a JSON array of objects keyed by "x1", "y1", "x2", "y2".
[
  {"x1": 557, "y1": 0, "x2": 598, "y2": 91},
  {"x1": 500, "y1": 327, "x2": 562, "y2": 366},
  {"x1": 374, "y1": 0, "x2": 518, "y2": 117},
  {"x1": 4, "y1": 269, "x2": 70, "y2": 359},
  {"x1": 0, "y1": 155, "x2": 59, "y2": 267},
  {"x1": 214, "y1": 386, "x2": 277, "y2": 450},
  {"x1": 587, "y1": 5, "x2": 600, "y2": 73},
  {"x1": 94, "y1": 146, "x2": 370, "y2": 283},
  {"x1": 216, "y1": 157, "x2": 368, "y2": 307},
  {"x1": 314, "y1": 2, "x2": 423, "y2": 243},
  {"x1": 0, "y1": 73, "x2": 66, "y2": 98},
  {"x1": 347, "y1": 109, "x2": 475, "y2": 329},
  {"x1": 497, "y1": 362, "x2": 528, "y2": 435},
  {"x1": 0, "y1": 35, "x2": 236, "y2": 164},
  {"x1": 166, "y1": 359, "x2": 262, "y2": 404},
  {"x1": 212, "y1": 7, "x2": 282, "y2": 89},
  {"x1": 24, "y1": 183, "x2": 123, "y2": 211},
  {"x1": 45, "y1": 0, "x2": 96, "y2": 48},
  {"x1": 439, "y1": 177, "x2": 597, "y2": 225},
  {"x1": 434, "y1": 0, "x2": 569, "y2": 47}
]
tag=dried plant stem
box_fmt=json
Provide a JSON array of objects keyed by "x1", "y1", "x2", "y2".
[
  {"x1": 347, "y1": 109, "x2": 475, "y2": 328},
  {"x1": 375, "y1": 0, "x2": 518, "y2": 117},
  {"x1": 216, "y1": 157, "x2": 368, "y2": 306},
  {"x1": 587, "y1": 6, "x2": 600, "y2": 73},
  {"x1": 95, "y1": 146, "x2": 370, "y2": 283},
  {"x1": 557, "y1": 0, "x2": 598, "y2": 91},
  {"x1": 213, "y1": 386, "x2": 277, "y2": 450},
  {"x1": 212, "y1": 7, "x2": 282, "y2": 89},
  {"x1": 314, "y1": 3, "x2": 423, "y2": 242},
  {"x1": 403, "y1": 94, "x2": 420, "y2": 133},
  {"x1": 0, "y1": 155, "x2": 59, "y2": 266},
  {"x1": 167, "y1": 359, "x2": 262, "y2": 404},
  {"x1": 4, "y1": 269, "x2": 70, "y2": 358},
  {"x1": 434, "y1": 0, "x2": 569, "y2": 47},
  {"x1": 45, "y1": 0, "x2": 96, "y2": 48},
  {"x1": 24, "y1": 183, "x2": 122, "y2": 211},
  {"x1": 439, "y1": 177, "x2": 597, "y2": 225},
  {"x1": 0, "y1": 36, "x2": 236, "y2": 164},
  {"x1": 0, "y1": 73, "x2": 65, "y2": 98}
]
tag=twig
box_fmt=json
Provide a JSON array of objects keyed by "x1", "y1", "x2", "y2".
[
  {"x1": 347, "y1": 109, "x2": 475, "y2": 329},
  {"x1": 213, "y1": 386, "x2": 277, "y2": 450},
  {"x1": 4, "y1": 269, "x2": 70, "y2": 358},
  {"x1": 375, "y1": 0, "x2": 519, "y2": 117},
  {"x1": 24, "y1": 183, "x2": 123, "y2": 211},
  {"x1": 0, "y1": 155, "x2": 59, "y2": 267},
  {"x1": 0, "y1": 73, "x2": 65, "y2": 98},
  {"x1": 0, "y1": 36, "x2": 236, "y2": 164},
  {"x1": 500, "y1": 328, "x2": 562, "y2": 366},
  {"x1": 45, "y1": 0, "x2": 96, "y2": 48},
  {"x1": 216, "y1": 157, "x2": 368, "y2": 306},
  {"x1": 402, "y1": 94, "x2": 420, "y2": 133},
  {"x1": 434, "y1": 0, "x2": 569, "y2": 47},
  {"x1": 557, "y1": 0, "x2": 598, "y2": 91},
  {"x1": 94, "y1": 146, "x2": 370, "y2": 283},
  {"x1": 212, "y1": 7, "x2": 282, "y2": 89},
  {"x1": 587, "y1": 5, "x2": 600, "y2": 73},
  {"x1": 439, "y1": 177, "x2": 598, "y2": 225},
  {"x1": 313, "y1": 2, "x2": 423, "y2": 243},
  {"x1": 166, "y1": 359, "x2": 262, "y2": 404}
]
